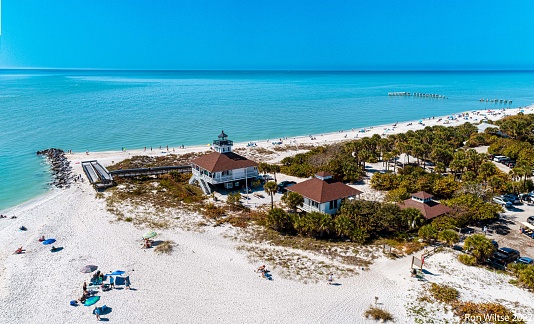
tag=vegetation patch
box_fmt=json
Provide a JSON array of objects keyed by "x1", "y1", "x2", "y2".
[
  {"x1": 364, "y1": 306, "x2": 394, "y2": 322},
  {"x1": 154, "y1": 240, "x2": 175, "y2": 255},
  {"x1": 458, "y1": 254, "x2": 477, "y2": 266},
  {"x1": 428, "y1": 283, "x2": 459, "y2": 304}
]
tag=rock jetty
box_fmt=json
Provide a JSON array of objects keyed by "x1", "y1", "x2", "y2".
[{"x1": 36, "y1": 148, "x2": 75, "y2": 188}]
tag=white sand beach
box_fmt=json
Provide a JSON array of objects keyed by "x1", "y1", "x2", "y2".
[{"x1": 1, "y1": 106, "x2": 534, "y2": 323}]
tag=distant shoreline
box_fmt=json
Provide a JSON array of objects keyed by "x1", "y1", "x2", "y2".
[{"x1": 3, "y1": 105, "x2": 531, "y2": 215}]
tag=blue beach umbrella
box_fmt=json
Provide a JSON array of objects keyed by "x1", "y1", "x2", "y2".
[
  {"x1": 42, "y1": 238, "x2": 56, "y2": 245},
  {"x1": 110, "y1": 270, "x2": 125, "y2": 275}
]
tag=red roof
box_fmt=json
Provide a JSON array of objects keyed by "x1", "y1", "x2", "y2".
[
  {"x1": 287, "y1": 178, "x2": 362, "y2": 203},
  {"x1": 397, "y1": 198, "x2": 451, "y2": 220},
  {"x1": 191, "y1": 152, "x2": 257, "y2": 172},
  {"x1": 315, "y1": 171, "x2": 333, "y2": 178},
  {"x1": 412, "y1": 191, "x2": 434, "y2": 200}
]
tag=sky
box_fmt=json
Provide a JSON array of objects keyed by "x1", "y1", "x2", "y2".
[{"x1": 0, "y1": 0, "x2": 533, "y2": 70}]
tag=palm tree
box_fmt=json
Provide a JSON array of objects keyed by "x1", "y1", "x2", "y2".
[
  {"x1": 264, "y1": 181, "x2": 278, "y2": 210},
  {"x1": 463, "y1": 234, "x2": 495, "y2": 264},
  {"x1": 258, "y1": 162, "x2": 270, "y2": 176},
  {"x1": 271, "y1": 164, "x2": 281, "y2": 183},
  {"x1": 438, "y1": 229, "x2": 460, "y2": 247},
  {"x1": 281, "y1": 192, "x2": 304, "y2": 213}
]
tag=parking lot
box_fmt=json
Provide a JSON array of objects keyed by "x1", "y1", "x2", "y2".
[{"x1": 484, "y1": 202, "x2": 534, "y2": 261}]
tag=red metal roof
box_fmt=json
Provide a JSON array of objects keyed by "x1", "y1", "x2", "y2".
[
  {"x1": 315, "y1": 171, "x2": 333, "y2": 178},
  {"x1": 287, "y1": 177, "x2": 362, "y2": 203},
  {"x1": 412, "y1": 191, "x2": 434, "y2": 200},
  {"x1": 397, "y1": 198, "x2": 451, "y2": 220},
  {"x1": 191, "y1": 152, "x2": 258, "y2": 172}
]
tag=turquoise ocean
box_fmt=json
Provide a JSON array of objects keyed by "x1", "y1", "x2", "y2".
[{"x1": 1, "y1": 70, "x2": 534, "y2": 211}]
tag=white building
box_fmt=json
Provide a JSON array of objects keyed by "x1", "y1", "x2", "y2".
[
  {"x1": 189, "y1": 131, "x2": 258, "y2": 194},
  {"x1": 286, "y1": 172, "x2": 362, "y2": 214}
]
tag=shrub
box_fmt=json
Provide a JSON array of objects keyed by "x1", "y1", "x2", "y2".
[
  {"x1": 154, "y1": 240, "x2": 175, "y2": 255},
  {"x1": 458, "y1": 254, "x2": 476, "y2": 266},
  {"x1": 418, "y1": 224, "x2": 438, "y2": 242},
  {"x1": 266, "y1": 208, "x2": 293, "y2": 233},
  {"x1": 429, "y1": 283, "x2": 459, "y2": 304},
  {"x1": 437, "y1": 229, "x2": 459, "y2": 247},
  {"x1": 364, "y1": 306, "x2": 394, "y2": 322},
  {"x1": 463, "y1": 234, "x2": 495, "y2": 264},
  {"x1": 517, "y1": 265, "x2": 534, "y2": 290}
]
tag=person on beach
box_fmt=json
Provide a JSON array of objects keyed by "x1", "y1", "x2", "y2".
[
  {"x1": 109, "y1": 275, "x2": 115, "y2": 289},
  {"x1": 125, "y1": 276, "x2": 131, "y2": 289},
  {"x1": 83, "y1": 282, "x2": 87, "y2": 292},
  {"x1": 327, "y1": 273, "x2": 333, "y2": 285},
  {"x1": 38, "y1": 235, "x2": 45, "y2": 242},
  {"x1": 14, "y1": 247, "x2": 24, "y2": 254},
  {"x1": 94, "y1": 306, "x2": 101, "y2": 320},
  {"x1": 257, "y1": 265, "x2": 266, "y2": 273}
]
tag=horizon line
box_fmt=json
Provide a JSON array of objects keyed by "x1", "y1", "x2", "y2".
[{"x1": 1, "y1": 67, "x2": 534, "y2": 73}]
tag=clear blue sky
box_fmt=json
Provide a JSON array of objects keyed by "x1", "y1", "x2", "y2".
[{"x1": 0, "y1": 0, "x2": 533, "y2": 70}]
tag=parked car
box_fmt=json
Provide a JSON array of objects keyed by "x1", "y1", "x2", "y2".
[
  {"x1": 493, "y1": 155, "x2": 506, "y2": 162},
  {"x1": 502, "y1": 194, "x2": 520, "y2": 205},
  {"x1": 527, "y1": 216, "x2": 534, "y2": 226},
  {"x1": 493, "y1": 196, "x2": 512, "y2": 208},
  {"x1": 515, "y1": 257, "x2": 534, "y2": 265},
  {"x1": 277, "y1": 181, "x2": 296, "y2": 193},
  {"x1": 262, "y1": 174, "x2": 274, "y2": 181},
  {"x1": 497, "y1": 247, "x2": 520, "y2": 263}
]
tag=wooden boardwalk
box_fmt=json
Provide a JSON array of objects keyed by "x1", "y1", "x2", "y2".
[
  {"x1": 82, "y1": 161, "x2": 191, "y2": 190},
  {"x1": 109, "y1": 165, "x2": 191, "y2": 178}
]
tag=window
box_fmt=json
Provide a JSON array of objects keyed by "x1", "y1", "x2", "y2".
[{"x1": 329, "y1": 200, "x2": 338, "y2": 210}]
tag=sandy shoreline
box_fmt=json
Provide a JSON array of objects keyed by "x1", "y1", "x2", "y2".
[
  {"x1": 2, "y1": 105, "x2": 534, "y2": 323},
  {"x1": 62, "y1": 105, "x2": 534, "y2": 169}
]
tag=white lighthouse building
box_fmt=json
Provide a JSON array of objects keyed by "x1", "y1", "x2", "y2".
[{"x1": 189, "y1": 131, "x2": 259, "y2": 194}]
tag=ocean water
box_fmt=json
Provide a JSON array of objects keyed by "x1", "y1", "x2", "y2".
[{"x1": 1, "y1": 70, "x2": 534, "y2": 211}]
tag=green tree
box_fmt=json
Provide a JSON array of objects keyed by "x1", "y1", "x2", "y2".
[
  {"x1": 333, "y1": 214, "x2": 354, "y2": 238},
  {"x1": 271, "y1": 164, "x2": 281, "y2": 182},
  {"x1": 463, "y1": 234, "x2": 495, "y2": 264},
  {"x1": 266, "y1": 208, "x2": 293, "y2": 232},
  {"x1": 400, "y1": 207, "x2": 425, "y2": 231},
  {"x1": 263, "y1": 181, "x2": 278, "y2": 210},
  {"x1": 437, "y1": 229, "x2": 460, "y2": 247},
  {"x1": 226, "y1": 192, "x2": 242, "y2": 210},
  {"x1": 281, "y1": 191, "x2": 304, "y2": 213},
  {"x1": 418, "y1": 224, "x2": 438, "y2": 242}
]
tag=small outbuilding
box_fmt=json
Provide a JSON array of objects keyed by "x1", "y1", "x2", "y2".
[
  {"x1": 397, "y1": 191, "x2": 451, "y2": 220},
  {"x1": 286, "y1": 172, "x2": 362, "y2": 215}
]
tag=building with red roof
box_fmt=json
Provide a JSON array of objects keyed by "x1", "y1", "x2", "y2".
[
  {"x1": 286, "y1": 172, "x2": 362, "y2": 214},
  {"x1": 397, "y1": 191, "x2": 451, "y2": 220},
  {"x1": 190, "y1": 131, "x2": 258, "y2": 194}
]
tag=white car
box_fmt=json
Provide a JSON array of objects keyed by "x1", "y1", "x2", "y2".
[{"x1": 493, "y1": 197, "x2": 512, "y2": 208}]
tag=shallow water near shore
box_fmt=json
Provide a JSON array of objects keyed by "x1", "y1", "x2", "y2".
[{"x1": 1, "y1": 69, "x2": 534, "y2": 211}]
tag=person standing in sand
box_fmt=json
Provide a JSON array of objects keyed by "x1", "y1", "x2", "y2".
[
  {"x1": 125, "y1": 276, "x2": 131, "y2": 289},
  {"x1": 327, "y1": 273, "x2": 333, "y2": 285}
]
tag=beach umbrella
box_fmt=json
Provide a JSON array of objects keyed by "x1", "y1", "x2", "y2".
[
  {"x1": 143, "y1": 231, "x2": 157, "y2": 239},
  {"x1": 42, "y1": 238, "x2": 56, "y2": 245},
  {"x1": 110, "y1": 270, "x2": 125, "y2": 275},
  {"x1": 80, "y1": 265, "x2": 98, "y2": 273}
]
